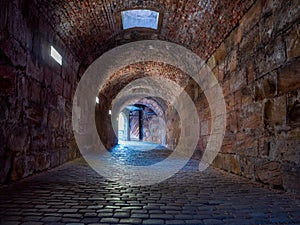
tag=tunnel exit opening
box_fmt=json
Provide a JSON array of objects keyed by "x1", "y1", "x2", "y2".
[{"x1": 116, "y1": 102, "x2": 168, "y2": 147}]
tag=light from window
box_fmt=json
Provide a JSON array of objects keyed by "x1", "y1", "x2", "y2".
[
  {"x1": 50, "y1": 46, "x2": 62, "y2": 65},
  {"x1": 121, "y1": 9, "x2": 159, "y2": 30}
]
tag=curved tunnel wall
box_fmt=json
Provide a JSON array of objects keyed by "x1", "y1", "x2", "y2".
[
  {"x1": 0, "y1": 1, "x2": 81, "y2": 183},
  {"x1": 208, "y1": 0, "x2": 300, "y2": 193},
  {"x1": 0, "y1": 0, "x2": 299, "y2": 194}
]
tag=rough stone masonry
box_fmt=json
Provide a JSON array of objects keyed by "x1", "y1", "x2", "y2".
[{"x1": 0, "y1": 0, "x2": 299, "y2": 195}]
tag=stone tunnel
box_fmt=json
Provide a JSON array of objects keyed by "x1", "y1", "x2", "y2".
[{"x1": 0, "y1": 0, "x2": 299, "y2": 224}]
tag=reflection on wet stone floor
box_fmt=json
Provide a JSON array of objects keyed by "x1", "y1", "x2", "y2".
[
  {"x1": 110, "y1": 142, "x2": 173, "y2": 166},
  {"x1": 0, "y1": 141, "x2": 299, "y2": 225}
]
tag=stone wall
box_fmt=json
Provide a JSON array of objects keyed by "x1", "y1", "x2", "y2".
[
  {"x1": 207, "y1": 0, "x2": 300, "y2": 194},
  {"x1": 142, "y1": 112, "x2": 165, "y2": 145},
  {"x1": 0, "y1": 1, "x2": 80, "y2": 183},
  {"x1": 95, "y1": 93, "x2": 118, "y2": 149}
]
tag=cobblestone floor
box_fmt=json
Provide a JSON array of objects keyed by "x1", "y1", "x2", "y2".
[{"x1": 0, "y1": 142, "x2": 299, "y2": 225}]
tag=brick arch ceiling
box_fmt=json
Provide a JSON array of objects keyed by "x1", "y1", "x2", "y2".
[
  {"x1": 99, "y1": 61, "x2": 191, "y2": 102},
  {"x1": 32, "y1": 0, "x2": 254, "y2": 66}
]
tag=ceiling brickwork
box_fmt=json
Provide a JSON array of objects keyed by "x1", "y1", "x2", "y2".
[
  {"x1": 32, "y1": 0, "x2": 254, "y2": 66},
  {"x1": 99, "y1": 61, "x2": 191, "y2": 101}
]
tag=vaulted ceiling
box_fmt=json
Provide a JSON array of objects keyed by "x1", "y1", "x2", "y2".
[{"x1": 30, "y1": 0, "x2": 254, "y2": 66}]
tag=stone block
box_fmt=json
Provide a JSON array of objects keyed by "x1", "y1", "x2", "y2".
[
  {"x1": 212, "y1": 153, "x2": 241, "y2": 175},
  {"x1": 7, "y1": 126, "x2": 30, "y2": 153},
  {"x1": 30, "y1": 128, "x2": 49, "y2": 152},
  {"x1": 30, "y1": 80, "x2": 41, "y2": 104},
  {"x1": 0, "y1": 38, "x2": 27, "y2": 67},
  {"x1": 255, "y1": 159, "x2": 283, "y2": 187},
  {"x1": 0, "y1": 156, "x2": 11, "y2": 183},
  {"x1": 269, "y1": 136, "x2": 286, "y2": 160},
  {"x1": 237, "y1": 155, "x2": 255, "y2": 179},
  {"x1": 48, "y1": 109, "x2": 60, "y2": 129},
  {"x1": 50, "y1": 149, "x2": 60, "y2": 168},
  {"x1": 226, "y1": 111, "x2": 237, "y2": 134},
  {"x1": 246, "y1": 61, "x2": 255, "y2": 84},
  {"x1": 35, "y1": 153, "x2": 50, "y2": 172},
  {"x1": 236, "y1": 131, "x2": 258, "y2": 157},
  {"x1": 64, "y1": 110, "x2": 72, "y2": 130},
  {"x1": 229, "y1": 50, "x2": 237, "y2": 73},
  {"x1": 254, "y1": 72, "x2": 277, "y2": 101},
  {"x1": 212, "y1": 67, "x2": 218, "y2": 82},
  {"x1": 276, "y1": 0, "x2": 300, "y2": 33},
  {"x1": 234, "y1": 87, "x2": 253, "y2": 110},
  {"x1": 258, "y1": 133, "x2": 287, "y2": 160},
  {"x1": 17, "y1": 75, "x2": 30, "y2": 100},
  {"x1": 7, "y1": 96, "x2": 22, "y2": 124},
  {"x1": 256, "y1": 36, "x2": 286, "y2": 78},
  {"x1": 41, "y1": 107, "x2": 48, "y2": 127},
  {"x1": 26, "y1": 53, "x2": 44, "y2": 83},
  {"x1": 55, "y1": 132, "x2": 66, "y2": 148},
  {"x1": 261, "y1": 0, "x2": 281, "y2": 16},
  {"x1": 25, "y1": 154, "x2": 36, "y2": 178},
  {"x1": 59, "y1": 148, "x2": 77, "y2": 165},
  {"x1": 0, "y1": 98, "x2": 8, "y2": 123},
  {"x1": 263, "y1": 96, "x2": 286, "y2": 129},
  {"x1": 57, "y1": 95, "x2": 66, "y2": 112},
  {"x1": 207, "y1": 55, "x2": 216, "y2": 69},
  {"x1": 7, "y1": 2, "x2": 32, "y2": 50},
  {"x1": 10, "y1": 157, "x2": 25, "y2": 181},
  {"x1": 0, "y1": 65, "x2": 16, "y2": 95},
  {"x1": 230, "y1": 69, "x2": 247, "y2": 93},
  {"x1": 63, "y1": 81, "x2": 71, "y2": 99},
  {"x1": 24, "y1": 102, "x2": 43, "y2": 125},
  {"x1": 242, "y1": 113, "x2": 261, "y2": 130},
  {"x1": 43, "y1": 66, "x2": 52, "y2": 87},
  {"x1": 240, "y1": 0, "x2": 261, "y2": 34},
  {"x1": 212, "y1": 153, "x2": 225, "y2": 171},
  {"x1": 59, "y1": 148, "x2": 69, "y2": 165},
  {"x1": 217, "y1": 62, "x2": 225, "y2": 82},
  {"x1": 235, "y1": 26, "x2": 243, "y2": 46},
  {"x1": 52, "y1": 74, "x2": 63, "y2": 95},
  {"x1": 282, "y1": 161, "x2": 300, "y2": 194},
  {"x1": 283, "y1": 129, "x2": 300, "y2": 163},
  {"x1": 286, "y1": 24, "x2": 300, "y2": 60},
  {"x1": 225, "y1": 94, "x2": 234, "y2": 113},
  {"x1": 222, "y1": 79, "x2": 230, "y2": 97},
  {"x1": 229, "y1": 155, "x2": 241, "y2": 175},
  {"x1": 239, "y1": 25, "x2": 260, "y2": 58},
  {"x1": 241, "y1": 87, "x2": 253, "y2": 105},
  {"x1": 239, "y1": 103, "x2": 262, "y2": 130},
  {"x1": 0, "y1": 1, "x2": 8, "y2": 32},
  {"x1": 278, "y1": 58, "x2": 300, "y2": 95},
  {"x1": 259, "y1": 13, "x2": 275, "y2": 45},
  {"x1": 287, "y1": 90, "x2": 300, "y2": 126},
  {"x1": 221, "y1": 133, "x2": 235, "y2": 153},
  {"x1": 0, "y1": 126, "x2": 6, "y2": 158},
  {"x1": 214, "y1": 43, "x2": 226, "y2": 65},
  {"x1": 258, "y1": 138, "x2": 271, "y2": 157},
  {"x1": 225, "y1": 26, "x2": 237, "y2": 53}
]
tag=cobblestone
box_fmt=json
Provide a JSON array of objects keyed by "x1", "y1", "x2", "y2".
[{"x1": 0, "y1": 143, "x2": 299, "y2": 225}]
